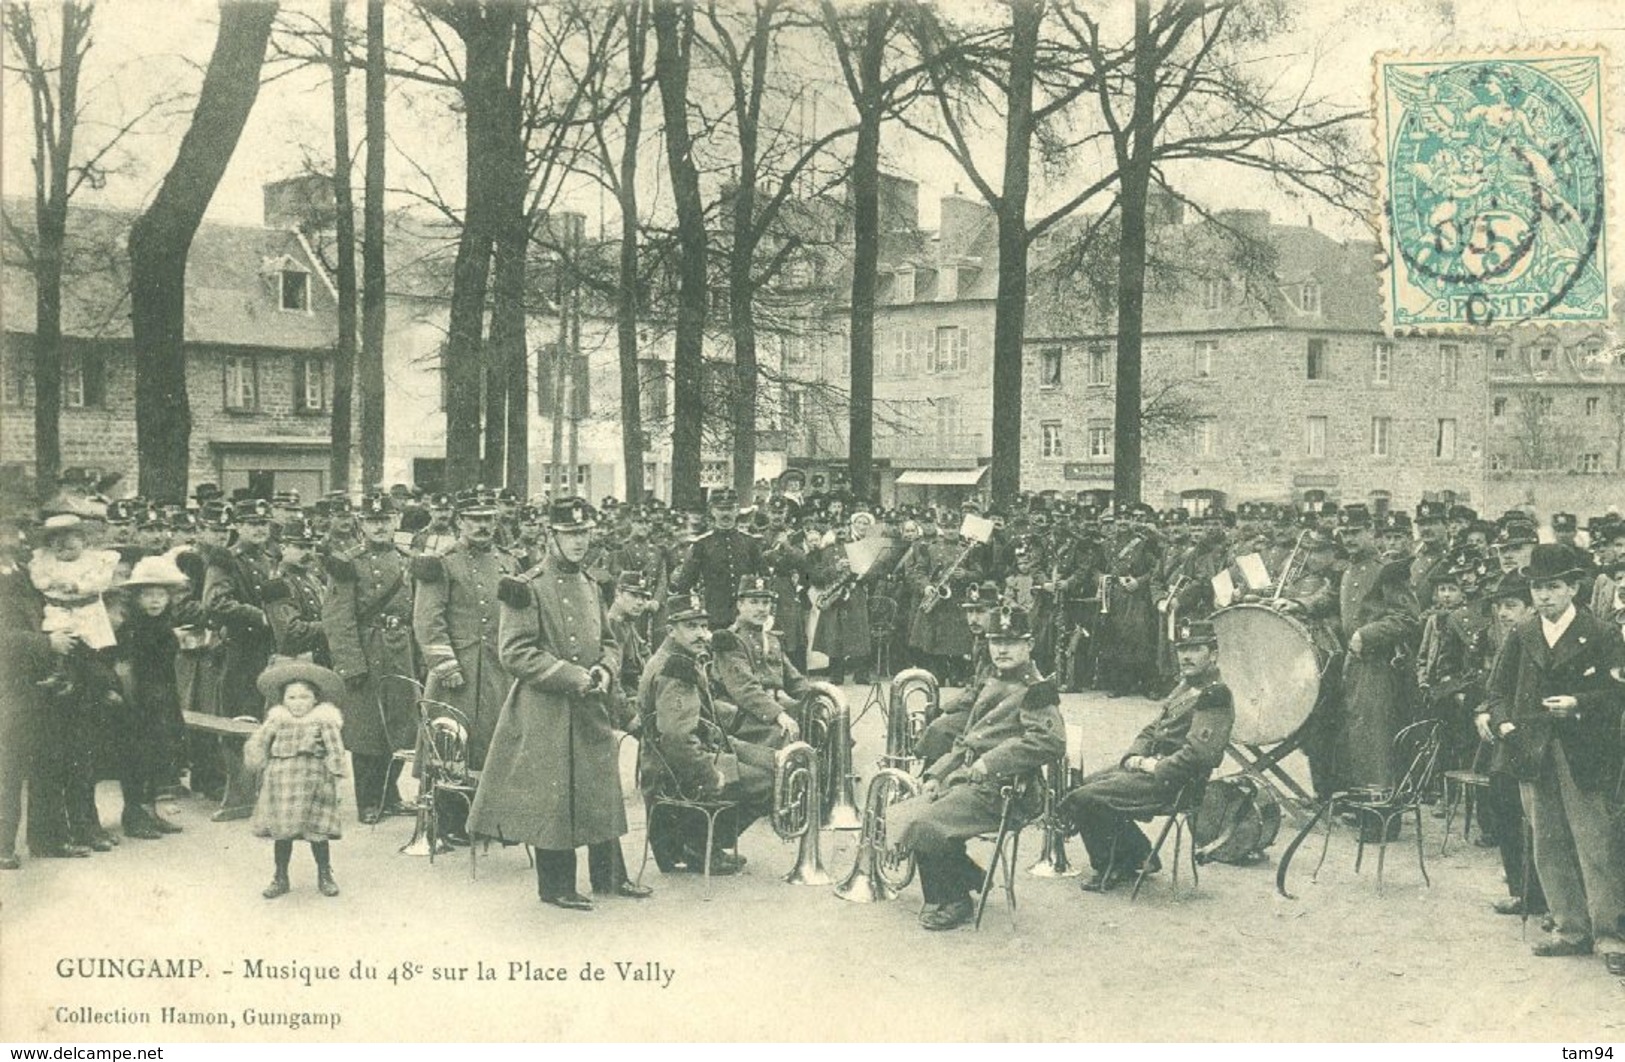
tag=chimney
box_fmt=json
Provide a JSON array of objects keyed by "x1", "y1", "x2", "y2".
[
  {"x1": 262, "y1": 174, "x2": 336, "y2": 233},
  {"x1": 1215, "y1": 208, "x2": 1271, "y2": 238},
  {"x1": 877, "y1": 173, "x2": 919, "y2": 234},
  {"x1": 938, "y1": 194, "x2": 993, "y2": 259},
  {"x1": 1145, "y1": 184, "x2": 1185, "y2": 226}
]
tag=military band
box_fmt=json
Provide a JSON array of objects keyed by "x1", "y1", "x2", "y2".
[{"x1": 2, "y1": 475, "x2": 1622, "y2": 977}]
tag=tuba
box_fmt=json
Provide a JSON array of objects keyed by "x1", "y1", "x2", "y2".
[
  {"x1": 885, "y1": 668, "x2": 937, "y2": 770},
  {"x1": 771, "y1": 741, "x2": 830, "y2": 885},
  {"x1": 803, "y1": 682, "x2": 863, "y2": 830},
  {"x1": 834, "y1": 768, "x2": 921, "y2": 902},
  {"x1": 400, "y1": 701, "x2": 470, "y2": 858},
  {"x1": 1026, "y1": 755, "x2": 1081, "y2": 878}
]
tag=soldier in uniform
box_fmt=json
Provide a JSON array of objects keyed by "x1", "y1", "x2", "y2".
[
  {"x1": 760, "y1": 498, "x2": 810, "y2": 672},
  {"x1": 605, "y1": 571, "x2": 656, "y2": 717},
  {"x1": 607, "y1": 506, "x2": 672, "y2": 609},
  {"x1": 174, "y1": 501, "x2": 230, "y2": 798},
  {"x1": 263, "y1": 518, "x2": 329, "y2": 664},
  {"x1": 915, "y1": 581, "x2": 1000, "y2": 765},
  {"x1": 323, "y1": 493, "x2": 418, "y2": 823},
  {"x1": 202, "y1": 499, "x2": 278, "y2": 719},
  {"x1": 885, "y1": 605, "x2": 1066, "y2": 931},
  {"x1": 412, "y1": 492, "x2": 518, "y2": 772},
  {"x1": 711, "y1": 574, "x2": 809, "y2": 749},
  {"x1": 638, "y1": 593, "x2": 774, "y2": 875},
  {"x1": 669, "y1": 488, "x2": 762, "y2": 630},
  {"x1": 1060, "y1": 620, "x2": 1235, "y2": 892},
  {"x1": 904, "y1": 513, "x2": 974, "y2": 683},
  {"x1": 1335, "y1": 519, "x2": 1420, "y2": 804},
  {"x1": 410, "y1": 494, "x2": 459, "y2": 557},
  {"x1": 472, "y1": 497, "x2": 649, "y2": 910},
  {"x1": 1096, "y1": 506, "x2": 1163, "y2": 698}
]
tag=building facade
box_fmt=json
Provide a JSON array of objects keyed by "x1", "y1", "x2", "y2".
[{"x1": 1, "y1": 193, "x2": 339, "y2": 498}]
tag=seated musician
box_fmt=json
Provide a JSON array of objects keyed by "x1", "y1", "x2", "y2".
[
  {"x1": 915, "y1": 580, "x2": 1000, "y2": 764},
  {"x1": 709, "y1": 574, "x2": 808, "y2": 749},
  {"x1": 605, "y1": 570, "x2": 656, "y2": 729},
  {"x1": 1060, "y1": 620, "x2": 1234, "y2": 892},
  {"x1": 637, "y1": 593, "x2": 775, "y2": 876},
  {"x1": 887, "y1": 606, "x2": 1066, "y2": 931}
]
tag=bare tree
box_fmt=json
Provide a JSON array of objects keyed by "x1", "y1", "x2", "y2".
[
  {"x1": 360, "y1": 0, "x2": 386, "y2": 486},
  {"x1": 4, "y1": 0, "x2": 165, "y2": 488},
  {"x1": 129, "y1": 0, "x2": 278, "y2": 502},
  {"x1": 652, "y1": 0, "x2": 706, "y2": 509},
  {"x1": 327, "y1": 0, "x2": 357, "y2": 491}
]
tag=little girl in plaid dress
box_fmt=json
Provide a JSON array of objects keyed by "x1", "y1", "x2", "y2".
[{"x1": 245, "y1": 660, "x2": 347, "y2": 899}]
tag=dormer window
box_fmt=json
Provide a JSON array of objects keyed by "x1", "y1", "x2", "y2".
[
  {"x1": 280, "y1": 269, "x2": 310, "y2": 312},
  {"x1": 893, "y1": 268, "x2": 915, "y2": 304},
  {"x1": 1298, "y1": 282, "x2": 1321, "y2": 314}
]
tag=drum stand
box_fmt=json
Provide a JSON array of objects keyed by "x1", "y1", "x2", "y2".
[{"x1": 1225, "y1": 736, "x2": 1315, "y2": 811}]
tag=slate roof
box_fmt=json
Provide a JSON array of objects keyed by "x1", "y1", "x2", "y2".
[{"x1": 2, "y1": 196, "x2": 337, "y2": 351}]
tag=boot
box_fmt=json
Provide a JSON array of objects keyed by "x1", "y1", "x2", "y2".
[
  {"x1": 262, "y1": 873, "x2": 290, "y2": 899},
  {"x1": 122, "y1": 815, "x2": 162, "y2": 840},
  {"x1": 316, "y1": 868, "x2": 340, "y2": 897}
]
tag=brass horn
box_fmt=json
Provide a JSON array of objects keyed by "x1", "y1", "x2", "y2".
[
  {"x1": 804, "y1": 681, "x2": 863, "y2": 830},
  {"x1": 401, "y1": 703, "x2": 469, "y2": 857},
  {"x1": 1026, "y1": 755, "x2": 1081, "y2": 878},
  {"x1": 771, "y1": 741, "x2": 831, "y2": 885},
  {"x1": 885, "y1": 668, "x2": 937, "y2": 770},
  {"x1": 835, "y1": 767, "x2": 921, "y2": 902}
]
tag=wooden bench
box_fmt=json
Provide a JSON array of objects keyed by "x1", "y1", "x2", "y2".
[{"x1": 183, "y1": 711, "x2": 260, "y2": 822}]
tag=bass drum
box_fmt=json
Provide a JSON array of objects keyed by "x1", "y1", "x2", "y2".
[{"x1": 1209, "y1": 604, "x2": 1329, "y2": 746}]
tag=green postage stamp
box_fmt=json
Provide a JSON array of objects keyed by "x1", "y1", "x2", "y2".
[{"x1": 1375, "y1": 48, "x2": 1609, "y2": 331}]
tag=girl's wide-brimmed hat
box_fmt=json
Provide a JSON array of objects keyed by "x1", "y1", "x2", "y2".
[
  {"x1": 122, "y1": 555, "x2": 189, "y2": 589},
  {"x1": 255, "y1": 658, "x2": 345, "y2": 704}
]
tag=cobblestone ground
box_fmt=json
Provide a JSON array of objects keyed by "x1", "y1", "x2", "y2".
[{"x1": 2, "y1": 686, "x2": 1620, "y2": 1042}]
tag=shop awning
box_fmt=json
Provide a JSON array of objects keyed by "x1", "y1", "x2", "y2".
[{"x1": 895, "y1": 467, "x2": 989, "y2": 487}]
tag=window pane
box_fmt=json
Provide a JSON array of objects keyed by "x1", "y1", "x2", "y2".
[
  {"x1": 1436, "y1": 418, "x2": 1457, "y2": 460},
  {"x1": 281, "y1": 270, "x2": 309, "y2": 311}
]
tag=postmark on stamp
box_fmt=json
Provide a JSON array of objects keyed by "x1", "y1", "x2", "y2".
[{"x1": 1375, "y1": 48, "x2": 1609, "y2": 331}]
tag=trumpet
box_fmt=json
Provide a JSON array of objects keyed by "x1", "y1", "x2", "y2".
[
  {"x1": 834, "y1": 768, "x2": 921, "y2": 903},
  {"x1": 771, "y1": 741, "x2": 831, "y2": 885},
  {"x1": 885, "y1": 668, "x2": 937, "y2": 770},
  {"x1": 803, "y1": 682, "x2": 862, "y2": 830}
]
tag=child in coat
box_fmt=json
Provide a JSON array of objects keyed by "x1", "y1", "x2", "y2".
[
  {"x1": 113, "y1": 555, "x2": 192, "y2": 839},
  {"x1": 245, "y1": 660, "x2": 347, "y2": 898}
]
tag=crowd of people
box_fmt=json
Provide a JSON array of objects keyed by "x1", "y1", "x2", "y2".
[{"x1": 0, "y1": 472, "x2": 1619, "y2": 967}]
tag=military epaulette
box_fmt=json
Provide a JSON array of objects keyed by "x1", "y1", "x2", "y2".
[
  {"x1": 659, "y1": 653, "x2": 700, "y2": 683},
  {"x1": 411, "y1": 555, "x2": 445, "y2": 583},
  {"x1": 497, "y1": 576, "x2": 531, "y2": 608},
  {"x1": 1023, "y1": 678, "x2": 1061, "y2": 712},
  {"x1": 710, "y1": 629, "x2": 742, "y2": 654},
  {"x1": 261, "y1": 578, "x2": 292, "y2": 604},
  {"x1": 323, "y1": 554, "x2": 357, "y2": 582}
]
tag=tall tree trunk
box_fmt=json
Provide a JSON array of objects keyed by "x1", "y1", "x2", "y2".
[
  {"x1": 728, "y1": 178, "x2": 758, "y2": 499},
  {"x1": 843, "y1": 3, "x2": 887, "y2": 503},
  {"x1": 615, "y1": 0, "x2": 648, "y2": 505},
  {"x1": 481, "y1": 363, "x2": 505, "y2": 485},
  {"x1": 328, "y1": 0, "x2": 356, "y2": 492},
  {"x1": 652, "y1": 0, "x2": 706, "y2": 510},
  {"x1": 493, "y1": 5, "x2": 529, "y2": 495},
  {"x1": 129, "y1": 0, "x2": 277, "y2": 503},
  {"x1": 359, "y1": 0, "x2": 386, "y2": 487},
  {"x1": 1111, "y1": 0, "x2": 1156, "y2": 507},
  {"x1": 440, "y1": 6, "x2": 514, "y2": 490},
  {"x1": 987, "y1": 0, "x2": 1039, "y2": 506}
]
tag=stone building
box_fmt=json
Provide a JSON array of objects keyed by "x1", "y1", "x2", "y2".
[
  {"x1": 1019, "y1": 199, "x2": 1625, "y2": 517},
  {"x1": 1, "y1": 190, "x2": 339, "y2": 498}
]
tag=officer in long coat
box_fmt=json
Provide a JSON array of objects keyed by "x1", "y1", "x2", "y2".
[
  {"x1": 1096, "y1": 509, "x2": 1162, "y2": 698},
  {"x1": 886, "y1": 606, "x2": 1066, "y2": 931},
  {"x1": 202, "y1": 499, "x2": 278, "y2": 719},
  {"x1": 411, "y1": 494, "x2": 517, "y2": 771},
  {"x1": 470, "y1": 497, "x2": 649, "y2": 910},
  {"x1": 323, "y1": 494, "x2": 418, "y2": 822},
  {"x1": 1334, "y1": 535, "x2": 1419, "y2": 799},
  {"x1": 669, "y1": 488, "x2": 762, "y2": 630}
]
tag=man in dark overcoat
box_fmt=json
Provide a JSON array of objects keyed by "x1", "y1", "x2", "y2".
[
  {"x1": 413, "y1": 495, "x2": 518, "y2": 772},
  {"x1": 264, "y1": 518, "x2": 329, "y2": 664},
  {"x1": 470, "y1": 497, "x2": 649, "y2": 910},
  {"x1": 886, "y1": 606, "x2": 1066, "y2": 931},
  {"x1": 1060, "y1": 619, "x2": 1234, "y2": 891},
  {"x1": 1485, "y1": 544, "x2": 1625, "y2": 975},
  {"x1": 202, "y1": 499, "x2": 277, "y2": 719},
  {"x1": 324, "y1": 494, "x2": 417, "y2": 822}
]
